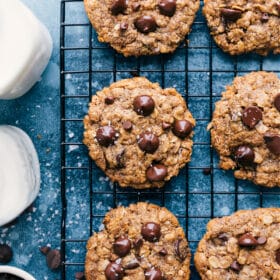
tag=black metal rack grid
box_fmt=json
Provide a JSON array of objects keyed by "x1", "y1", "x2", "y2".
[{"x1": 60, "y1": 0, "x2": 280, "y2": 279}]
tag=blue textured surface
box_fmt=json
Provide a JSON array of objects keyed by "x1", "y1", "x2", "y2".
[{"x1": 1, "y1": 1, "x2": 280, "y2": 280}]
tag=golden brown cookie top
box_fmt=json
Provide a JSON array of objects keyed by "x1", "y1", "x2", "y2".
[
  {"x1": 85, "y1": 202, "x2": 191, "y2": 280},
  {"x1": 195, "y1": 208, "x2": 280, "y2": 279},
  {"x1": 84, "y1": 0, "x2": 200, "y2": 56},
  {"x1": 84, "y1": 77, "x2": 195, "y2": 189},
  {"x1": 203, "y1": 0, "x2": 280, "y2": 55},
  {"x1": 209, "y1": 71, "x2": 280, "y2": 187}
]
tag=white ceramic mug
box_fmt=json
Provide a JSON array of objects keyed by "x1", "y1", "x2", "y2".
[{"x1": 0, "y1": 266, "x2": 36, "y2": 280}]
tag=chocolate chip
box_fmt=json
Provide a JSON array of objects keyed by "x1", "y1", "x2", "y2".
[
  {"x1": 203, "y1": 167, "x2": 211, "y2": 176},
  {"x1": 138, "y1": 132, "x2": 159, "y2": 153},
  {"x1": 124, "y1": 259, "x2": 139, "y2": 269},
  {"x1": 276, "y1": 250, "x2": 280, "y2": 265},
  {"x1": 46, "y1": 249, "x2": 61, "y2": 270},
  {"x1": 105, "y1": 96, "x2": 115, "y2": 105},
  {"x1": 159, "y1": 248, "x2": 167, "y2": 256},
  {"x1": 113, "y1": 237, "x2": 131, "y2": 257},
  {"x1": 230, "y1": 261, "x2": 242, "y2": 272},
  {"x1": 134, "y1": 16, "x2": 157, "y2": 33},
  {"x1": 174, "y1": 239, "x2": 188, "y2": 261},
  {"x1": 132, "y1": 3, "x2": 141, "y2": 11},
  {"x1": 146, "y1": 164, "x2": 167, "y2": 182},
  {"x1": 116, "y1": 150, "x2": 126, "y2": 168},
  {"x1": 158, "y1": 0, "x2": 176, "y2": 17},
  {"x1": 40, "y1": 246, "x2": 51, "y2": 255},
  {"x1": 274, "y1": 94, "x2": 280, "y2": 112},
  {"x1": 123, "y1": 121, "x2": 132, "y2": 131},
  {"x1": 257, "y1": 236, "x2": 267, "y2": 245},
  {"x1": 120, "y1": 22, "x2": 128, "y2": 31},
  {"x1": 218, "y1": 233, "x2": 229, "y2": 242},
  {"x1": 144, "y1": 268, "x2": 163, "y2": 280},
  {"x1": 111, "y1": 0, "x2": 127, "y2": 15},
  {"x1": 141, "y1": 222, "x2": 161, "y2": 242},
  {"x1": 238, "y1": 233, "x2": 258, "y2": 247},
  {"x1": 220, "y1": 8, "x2": 242, "y2": 21},
  {"x1": 0, "y1": 244, "x2": 13, "y2": 264},
  {"x1": 264, "y1": 133, "x2": 280, "y2": 155},
  {"x1": 133, "y1": 95, "x2": 155, "y2": 116},
  {"x1": 162, "y1": 122, "x2": 171, "y2": 130},
  {"x1": 234, "y1": 146, "x2": 255, "y2": 166},
  {"x1": 96, "y1": 126, "x2": 118, "y2": 147},
  {"x1": 133, "y1": 238, "x2": 143, "y2": 251},
  {"x1": 105, "y1": 262, "x2": 124, "y2": 280},
  {"x1": 172, "y1": 120, "x2": 193, "y2": 138},
  {"x1": 75, "y1": 271, "x2": 85, "y2": 280},
  {"x1": 242, "y1": 106, "x2": 263, "y2": 129},
  {"x1": 276, "y1": 3, "x2": 280, "y2": 14},
  {"x1": 261, "y1": 13, "x2": 269, "y2": 22}
]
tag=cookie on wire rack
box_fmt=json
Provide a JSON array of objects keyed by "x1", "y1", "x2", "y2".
[
  {"x1": 85, "y1": 202, "x2": 191, "y2": 280},
  {"x1": 83, "y1": 77, "x2": 195, "y2": 189},
  {"x1": 208, "y1": 71, "x2": 280, "y2": 187},
  {"x1": 203, "y1": 0, "x2": 280, "y2": 55},
  {"x1": 83, "y1": 0, "x2": 200, "y2": 56},
  {"x1": 195, "y1": 208, "x2": 280, "y2": 279}
]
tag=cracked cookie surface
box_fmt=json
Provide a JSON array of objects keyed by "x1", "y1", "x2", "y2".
[
  {"x1": 83, "y1": 77, "x2": 195, "y2": 189},
  {"x1": 203, "y1": 0, "x2": 280, "y2": 55},
  {"x1": 209, "y1": 72, "x2": 280, "y2": 187},
  {"x1": 195, "y1": 208, "x2": 280, "y2": 280},
  {"x1": 85, "y1": 202, "x2": 191, "y2": 280},
  {"x1": 84, "y1": 0, "x2": 199, "y2": 56}
]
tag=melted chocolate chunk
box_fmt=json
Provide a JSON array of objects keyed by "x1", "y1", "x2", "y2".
[
  {"x1": 141, "y1": 222, "x2": 161, "y2": 242},
  {"x1": 120, "y1": 22, "x2": 128, "y2": 31},
  {"x1": 220, "y1": 8, "x2": 242, "y2": 21},
  {"x1": 105, "y1": 262, "x2": 124, "y2": 280},
  {"x1": 122, "y1": 120, "x2": 132, "y2": 131},
  {"x1": 159, "y1": 248, "x2": 167, "y2": 256},
  {"x1": 75, "y1": 271, "x2": 85, "y2": 280},
  {"x1": 242, "y1": 106, "x2": 263, "y2": 129},
  {"x1": 158, "y1": 0, "x2": 176, "y2": 17},
  {"x1": 124, "y1": 259, "x2": 139, "y2": 269},
  {"x1": 113, "y1": 237, "x2": 131, "y2": 257},
  {"x1": 264, "y1": 133, "x2": 280, "y2": 155},
  {"x1": 146, "y1": 164, "x2": 167, "y2": 182},
  {"x1": 138, "y1": 132, "x2": 159, "y2": 153},
  {"x1": 172, "y1": 120, "x2": 192, "y2": 138},
  {"x1": 230, "y1": 261, "x2": 242, "y2": 272},
  {"x1": 276, "y1": 250, "x2": 280, "y2": 265},
  {"x1": 40, "y1": 246, "x2": 51, "y2": 256},
  {"x1": 234, "y1": 146, "x2": 255, "y2": 166},
  {"x1": 274, "y1": 94, "x2": 280, "y2": 112},
  {"x1": 261, "y1": 13, "x2": 269, "y2": 22},
  {"x1": 134, "y1": 16, "x2": 157, "y2": 33},
  {"x1": 218, "y1": 233, "x2": 229, "y2": 242},
  {"x1": 105, "y1": 96, "x2": 115, "y2": 105},
  {"x1": 96, "y1": 126, "x2": 118, "y2": 147},
  {"x1": 174, "y1": 239, "x2": 188, "y2": 261},
  {"x1": 132, "y1": 3, "x2": 141, "y2": 11},
  {"x1": 0, "y1": 244, "x2": 13, "y2": 264},
  {"x1": 238, "y1": 233, "x2": 258, "y2": 247},
  {"x1": 116, "y1": 150, "x2": 125, "y2": 168},
  {"x1": 111, "y1": 0, "x2": 127, "y2": 15},
  {"x1": 144, "y1": 268, "x2": 163, "y2": 280},
  {"x1": 133, "y1": 95, "x2": 155, "y2": 116},
  {"x1": 162, "y1": 122, "x2": 171, "y2": 130}
]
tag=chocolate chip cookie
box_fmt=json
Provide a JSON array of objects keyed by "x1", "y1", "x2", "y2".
[
  {"x1": 84, "y1": 0, "x2": 200, "y2": 56},
  {"x1": 195, "y1": 208, "x2": 280, "y2": 279},
  {"x1": 85, "y1": 202, "x2": 191, "y2": 280},
  {"x1": 83, "y1": 77, "x2": 195, "y2": 189},
  {"x1": 208, "y1": 72, "x2": 280, "y2": 187},
  {"x1": 203, "y1": 0, "x2": 280, "y2": 55}
]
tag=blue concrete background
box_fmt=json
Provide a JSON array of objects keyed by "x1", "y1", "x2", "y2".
[{"x1": 1, "y1": 0, "x2": 280, "y2": 279}]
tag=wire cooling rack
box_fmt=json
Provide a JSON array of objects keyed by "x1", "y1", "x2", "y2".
[{"x1": 60, "y1": 0, "x2": 280, "y2": 278}]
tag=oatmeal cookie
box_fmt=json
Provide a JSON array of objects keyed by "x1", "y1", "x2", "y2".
[
  {"x1": 85, "y1": 202, "x2": 191, "y2": 280},
  {"x1": 203, "y1": 0, "x2": 280, "y2": 55},
  {"x1": 83, "y1": 77, "x2": 195, "y2": 189},
  {"x1": 209, "y1": 72, "x2": 280, "y2": 187},
  {"x1": 84, "y1": 0, "x2": 200, "y2": 56},
  {"x1": 195, "y1": 208, "x2": 280, "y2": 279}
]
